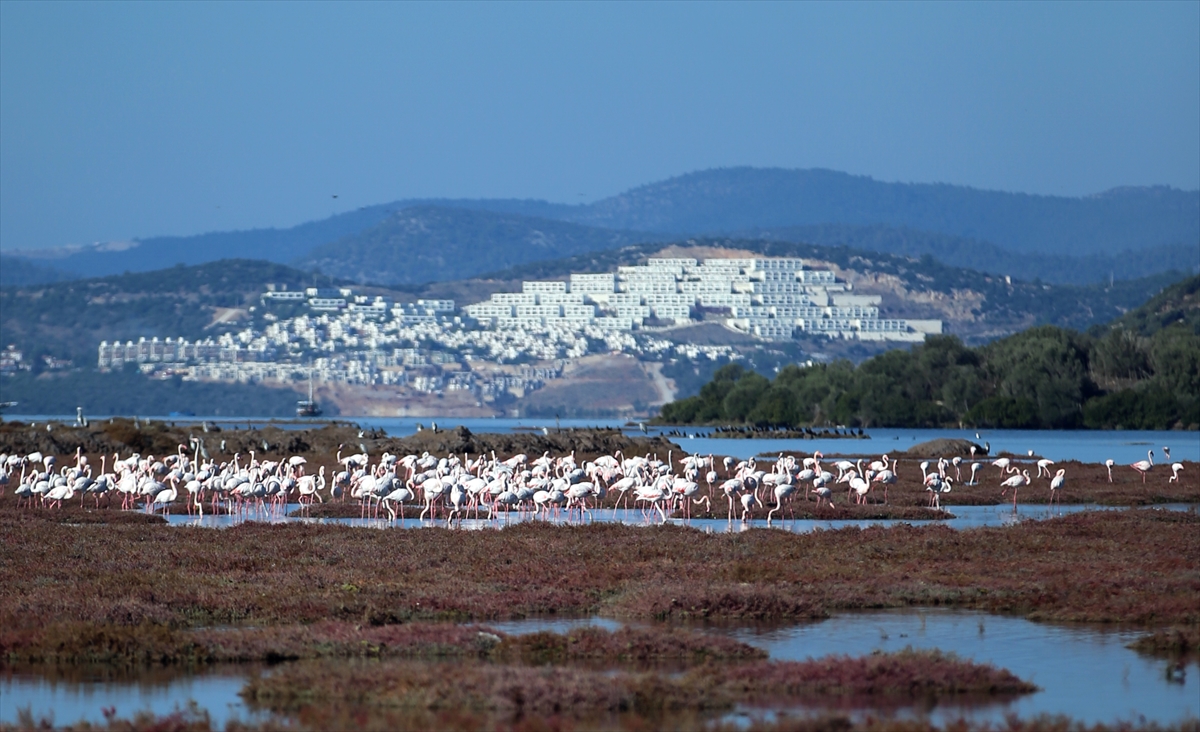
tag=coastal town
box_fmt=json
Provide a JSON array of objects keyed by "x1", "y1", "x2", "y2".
[{"x1": 94, "y1": 257, "x2": 941, "y2": 410}]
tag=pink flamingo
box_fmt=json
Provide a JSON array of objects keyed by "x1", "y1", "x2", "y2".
[{"x1": 1130, "y1": 450, "x2": 1153, "y2": 483}]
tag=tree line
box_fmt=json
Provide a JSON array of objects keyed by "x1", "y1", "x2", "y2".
[{"x1": 658, "y1": 321, "x2": 1199, "y2": 431}]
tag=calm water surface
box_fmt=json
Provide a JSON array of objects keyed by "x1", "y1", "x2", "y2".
[
  {"x1": 4, "y1": 611, "x2": 1193, "y2": 728},
  {"x1": 162, "y1": 502, "x2": 1194, "y2": 532},
  {"x1": 9, "y1": 415, "x2": 1197, "y2": 464},
  {"x1": 493, "y1": 610, "x2": 1199, "y2": 727}
]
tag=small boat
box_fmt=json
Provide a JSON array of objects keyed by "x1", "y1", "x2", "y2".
[{"x1": 296, "y1": 374, "x2": 321, "y2": 418}]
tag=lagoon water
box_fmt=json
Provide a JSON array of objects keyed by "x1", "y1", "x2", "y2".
[
  {"x1": 6, "y1": 610, "x2": 1194, "y2": 728},
  {"x1": 164, "y1": 502, "x2": 1194, "y2": 533},
  {"x1": 4, "y1": 416, "x2": 1195, "y2": 726},
  {"x1": 8, "y1": 415, "x2": 1197, "y2": 464}
]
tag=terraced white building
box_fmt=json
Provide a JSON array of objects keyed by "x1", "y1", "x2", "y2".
[{"x1": 464, "y1": 257, "x2": 941, "y2": 342}]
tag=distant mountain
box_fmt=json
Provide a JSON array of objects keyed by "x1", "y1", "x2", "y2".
[
  {"x1": 0, "y1": 254, "x2": 77, "y2": 287},
  {"x1": 294, "y1": 206, "x2": 664, "y2": 285},
  {"x1": 5, "y1": 203, "x2": 403, "y2": 279},
  {"x1": 738, "y1": 223, "x2": 1200, "y2": 286},
  {"x1": 562, "y1": 168, "x2": 1199, "y2": 257},
  {"x1": 6, "y1": 167, "x2": 1196, "y2": 285}
]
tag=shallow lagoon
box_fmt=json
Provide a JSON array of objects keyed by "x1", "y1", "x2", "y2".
[
  {"x1": 4, "y1": 610, "x2": 1195, "y2": 728},
  {"x1": 10, "y1": 415, "x2": 1197, "y2": 464},
  {"x1": 161, "y1": 501, "x2": 1194, "y2": 533}
]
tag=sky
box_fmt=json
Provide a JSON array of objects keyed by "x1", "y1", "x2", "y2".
[{"x1": 1, "y1": 1, "x2": 1197, "y2": 251}]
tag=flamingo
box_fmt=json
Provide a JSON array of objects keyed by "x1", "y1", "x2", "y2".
[
  {"x1": 811, "y1": 480, "x2": 834, "y2": 509},
  {"x1": 1000, "y1": 469, "x2": 1031, "y2": 508},
  {"x1": 1104, "y1": 459, "x2": 1115, "y2": 483},
  {"x1": 1169, "y1": 463, "x2": 1184, "y2": 483},
  {"x1": 1049, "y1": 469, "x2": 1066, "y2": 506},
  {"x1": 721, "y1": 478, "x2": 743, "y2": 521},
  {"x1": 739, "y1": 492, "x2": 758, "y2": 522},
  {"x1": 849, "y1": 476, "x2": 871, "y2": 505},
  {"x1": 992, "y1": 457, "x2": 1014, "y2": 475},
  {"x1": 926, "y1": 476, "x2": 952, "y2": 509},
  {"x1": 1036, "y1": 459, "x2": 1055, "y2": 479},
  {"x1": 766, "y1": 482, "x2": 796, "y2": 525},
  {"x1": 967, "y1": 462, "x2": 981, "y2": 486},
  {"x1": 1130, "y1": 450, "x2": 1154, "y2": 483}
]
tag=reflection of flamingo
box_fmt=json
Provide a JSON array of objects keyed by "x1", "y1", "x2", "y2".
[
  {"x1": 1104, "y1": 459, "x2": 1114, "y2": 483},
  {"x1": 1048, "y1": 469, "x2": 1065, "y2": 506},
  {"x1": 1130, "y1": 450, "x2": 1154, "y2": 483}
]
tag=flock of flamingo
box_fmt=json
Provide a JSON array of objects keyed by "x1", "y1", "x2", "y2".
[{"x1": 0, "y1": 442, "x2": 1186, "y2": 526}]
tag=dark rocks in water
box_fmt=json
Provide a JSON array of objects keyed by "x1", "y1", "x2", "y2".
[{"x1": 906, "y1": 438, "x2": 987, "y2": 457}]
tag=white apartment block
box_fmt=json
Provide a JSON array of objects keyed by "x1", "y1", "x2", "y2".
[
  {"x1": 523, "y1": 281, "x2": 568, "y2": 294},
  {"x1": 456, "y1": 256, "x2": 940, "y2": 342}
]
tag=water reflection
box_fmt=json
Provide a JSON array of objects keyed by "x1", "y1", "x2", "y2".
[
  {"x1": 163, "y1": 502, "x2": 1192, "y2": 533},
  {"x1": 711, "y1": 609, "x2": 1199, "y2": 727},
  {"x1": 3, "y1": 610, "x2": 1195, "y2": 728},
  {"x1": 0, "y1": 669, "x2": 262, "y2": 729}
]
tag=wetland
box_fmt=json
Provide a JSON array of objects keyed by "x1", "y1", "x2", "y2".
[{"x1": 1, "y1": 422, "x2": 1198, "y2": 730}]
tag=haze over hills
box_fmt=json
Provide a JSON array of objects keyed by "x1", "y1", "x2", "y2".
[
  {"x1": 4, "y1": 167, "x2": 1196, "y2": 287},
  {"x1": 552, "y1": 168, "x2": 1199, "y2": 256},
  {"x1": 297, "y1": 206, "x2": 664, "y2": 285}
]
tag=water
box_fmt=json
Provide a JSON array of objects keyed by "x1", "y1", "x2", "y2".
[
  {"x1": 8, "y1": 414, "x2": 1197, "y2": 464},
  {"x1": 3, "y1": 611, "x2": 1193, "y2": 727},
  {"x1": 161, "y1": 502, "x2": 1194, "y2": 533},
  {"x1": 0, "y1": 670, "x2": 260, "y2": 729},
  {"x1": 716, "y1": 609, "x2": 1199, "y2": 727}
]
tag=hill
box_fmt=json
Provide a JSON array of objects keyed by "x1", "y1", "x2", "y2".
[
  {"x1": 294, "y1": 206, "x2": 664, "y2": 285},
  {"x1": 1100, "y1": 274, "x2": 1200, "y2": 337},
  {"x1": 0, "y1": 260, "x2": 342, "y2": 366},
  {"x1": 5, "y1": 167, "x2": 1195, "y2": 286},
  {"x1": 565, "y1": 168, "x2": 1199, "y2": 257},
  {"x1": 0, "y1": 255, "x2": 77, "y2": 287},
  {"x1": 738, "y1": 223, "x2": 1199, "y2": 287}
]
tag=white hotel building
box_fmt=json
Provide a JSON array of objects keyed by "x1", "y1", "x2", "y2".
[{"x1": 464, "y1": 257, "x2": 941, "y2": 342}]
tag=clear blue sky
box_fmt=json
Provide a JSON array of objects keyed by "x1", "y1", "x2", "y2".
[{"x1": 2, "y1": 1, "x2": 1197, "y2": 251}]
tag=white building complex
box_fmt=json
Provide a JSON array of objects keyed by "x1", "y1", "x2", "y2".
[{"x1": 465, "y1": 257, "x2": 941, "y2": 342}]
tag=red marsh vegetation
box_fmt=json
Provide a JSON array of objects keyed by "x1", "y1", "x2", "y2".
[{"x1": 1, "y1": 507, "x2": 1196, "y2": 665}]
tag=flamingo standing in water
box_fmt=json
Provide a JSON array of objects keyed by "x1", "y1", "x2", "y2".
[
  {"x1": 1130, "y1": 450, "x2": 1154, "y2": 483},
  {"x1": 1048, "y1": 469, "x2": 1066, "y2": 506},
  {"x1": 1000, "y1": 469, "x2": 1031, "y2": 508}
]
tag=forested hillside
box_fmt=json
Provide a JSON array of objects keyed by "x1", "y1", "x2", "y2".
[
  {"x1": 0, "y1": 260, "x2": 341, "y2": 366},
  {"x1": 295, "y1": 206, "x2": 663, "y2": 285},
  {"x1": 658, "y1": 275, "x2": 1200, "y2": 431},
  {"x1": 566, "y1": 168, "x2": 1199, "y2": 256},
  {"x1": 740, "y1": 224, "x2": 1198, "y2": 286},
  {"x1": 5, "y1": 167, "x2": 1195, "y2": 286}
]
